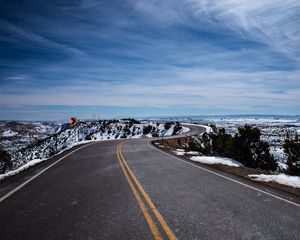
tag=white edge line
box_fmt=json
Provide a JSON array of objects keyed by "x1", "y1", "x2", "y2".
[
  {"x1": 0, "y1": 143, "x2": 94, "y2": 203},
  {"x1": 148, "y1": 142, "x2": 300, "y2": 208}
]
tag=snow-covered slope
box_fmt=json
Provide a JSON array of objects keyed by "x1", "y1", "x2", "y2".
[
  {"x1": 1, "y1": 120, "x2": 188, "y2": 174},
  {"x1": 0, "y1": 121, "x2": 60, "y2": 153},
  {"x1": 186, "y1": 117, "x2": 300, "y2": 169}
]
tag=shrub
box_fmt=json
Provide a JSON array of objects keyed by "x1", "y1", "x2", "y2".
[
  {"x1": 211, "y1": 125, "x2": 277, "y2": 171},
  {"x1": 211, "y1": 128, "x2": 233, "y2": 157},
  {"x1": 0, "y1": 148, "x2": 12, "y2": 174},
  {"x1": 172, "y1": 122, "x2": 182, "y2": 135},
  {"x1": 164, "y1": 121, "x2": 173, "y2": 130},
  {"x1": 283, "y1": 135, "x2": 300, "y2": 176},
  {"x1": 85, "y1": 135, "x2": 92, "y2": 140},
  {"x1": 121, "y1": 118, "x2": 140, "y2": 124},
  {"x1": 152, "y1": 132, "x2": 159, "y2": 137},
  {"x1": 254, "y1": 141, "x2": 278, "y2": 171},
  {"x1": 120, "y1": 133, "x2": 127, "y2": 138},
  {"x1": 143, "y1": 125, "x2": 153, "y2": 135},
  {"x1": 121, "y1": 125, "x2": 131, "y2": 136},
  {"x1": 186, "y1": 140, "x2": 201, "y2": 152},
  {"x1": 232, "y1": 125, "x2": 277, "y2": 170}
]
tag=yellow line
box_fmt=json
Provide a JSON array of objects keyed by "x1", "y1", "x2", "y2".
[
  {"x1": 116, "y1": 144, "x2": 163, "y2": 240},
  {"x1": 118, "y1": 143, "x2": 177, "y2": 240}
]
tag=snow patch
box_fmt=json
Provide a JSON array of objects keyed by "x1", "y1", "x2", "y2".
[
  {"x1": 270, "y1": 147, "x2": 286, "y2": 161},
  {"x1": 181, "y1": 126, "x2": 190, "y2": 134},
  {"x1": 190, "y1": 156, "x2": 244, "y2": 167},
  {"x1": 2, "y1": 130, "x2": 18, "y2": 137},
  {"x1": 164, "y1": 125, "x2": 175, "y2": 136},
  {"x1": 249, "y1": 174, "x2": 300, "y2": 189},
  {"x1": 0, "y1": 158, "x2": 46, "y2": 180},
  {"x1": 278, "y1": 162, "x2": 288, "y2": 170},
  {"x1": 174, "y1": 149, "x2": 185, "y2": 156},
  {"x1": 173, "y1": 149, "x2": 200, "y2": 156},
  {"x1": 186, "y1": 151, "x2": 200, "y2": 155}
]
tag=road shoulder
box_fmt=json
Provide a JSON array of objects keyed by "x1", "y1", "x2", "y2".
[{"x1": 149, "y1": 140, "x2": 300, "y2": 206}]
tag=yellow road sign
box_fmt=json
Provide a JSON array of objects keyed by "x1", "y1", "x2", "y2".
[{"x1": 70, "y1": 117, "x2": 77, "y2": 126}]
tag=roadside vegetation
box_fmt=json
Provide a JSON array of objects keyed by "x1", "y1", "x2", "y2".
[
  {"x1": 0, "y1": 147, "x2": 12, "y2": 174},
  {"x1": 161, "y1": 124, "x2": 299, "y2": 176},
  {"x1": 283, "y1": 135, "x2": 300, "y2": 176},
  {"x1": 211, "y1": 125, "x2": 278, "y2": 171},
  {"x1": 153, "y1": 124, "x2": 300, "y2": 194},
  {"x1": 190, "y1": 125, "x2": 278, "y2": 171}
]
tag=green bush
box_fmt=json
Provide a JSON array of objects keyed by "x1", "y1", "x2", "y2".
[
  {"x1": 164, "y1": 121, "x2": 173, "y2": 130},
  {"x1": 0, "y1": 148, "x2": 12, "y2": 174},
  {"x1": 172, "y1": 122, "x2": 182, "y2": 135},
  {"x1": 211, "y1": 125, "x2": 277, "y2": 171},
  {"x1": 143, "y1": 125, "x2": 153, "y2": 135},
  {"x1": 283, "y1": 135, "x2": 300, "y2": 176},
  {"x1": 85, "y1": 135, "x2": 92, "y2": 140},
  {"x1": 211, "y1": 128, "x2": 233, "y2": 157},
  {"x1": 152, "y1": 132, "x2": 159, "y2": 137},
  {"x1": 186, "y1": 141, "x2": 201, "y2": 152}
]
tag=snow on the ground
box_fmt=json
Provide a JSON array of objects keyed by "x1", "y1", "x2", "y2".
[
  {"x1": 181, "y1": 126, "x2": 190, "y2": 133},
  {"x1": 2, "y1": 129, "x2": 18, "y2": 137},
  {"x1": 0, "y1": 139, "x2": 96, "y2": 181},
  {"x1": 207, "y1": 116, "x2": 300, "y2": 164},
  {"x1": 190, "y1": 156, "x2": 244, "y2": 167},
  {"x1": 249, "y1": 174, "x2": 300, "y2": 189},
  {"x1": 270, "y1": 147, "x2": 286, "y2": 161},
  {"x1": 214, "y1": 117, "x2": 300, "y2": 124},
  {"x1": 0, "y1": 158, "x2": 46, "y2": 180},
  {"x1": 186, "y1": 151, "x2": 199, "y2": 155},
  {"x1": 164, "y1": 125, "x2": 175, "y2": 136},
  {"x1": 270, "y1": 147, "x2": 288, "y2": 171},
  {"x1": 173, "y1": 149, "x2": 200, "y2": 156},
  {"x1": 174, "y1": 149, "x2": 185, "y2": 156},
  {"x1": 278, "y1": 162, "x2": 288, "y2": 170},
  {"x1": 1, "y1": 120, "x2": 189, "y2": 179}
]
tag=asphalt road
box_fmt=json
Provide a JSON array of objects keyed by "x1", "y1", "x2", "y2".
[{"x1": 0, "y1": 125, "x2": 299, "y2": 240}]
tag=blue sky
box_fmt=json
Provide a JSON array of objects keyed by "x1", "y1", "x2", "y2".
[{"x1": 0, "y1": 0, "x2": 299, "y2": 120}]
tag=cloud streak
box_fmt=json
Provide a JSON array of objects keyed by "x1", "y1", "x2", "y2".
[
  {"x1": 131, "y1": 0, "x2": 300, "y2": 59},
  {"x1": 0, "y1": 0, "x2": 299, "y2": 119}
]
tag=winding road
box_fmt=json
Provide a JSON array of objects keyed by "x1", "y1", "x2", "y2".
[{"x1": 0, "y1": 125, "x2": 299, "y2": 240}]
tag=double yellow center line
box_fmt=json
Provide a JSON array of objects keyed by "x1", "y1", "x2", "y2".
[{"x1": 116, "y1": 142, "x2": 176, "y2": 240}]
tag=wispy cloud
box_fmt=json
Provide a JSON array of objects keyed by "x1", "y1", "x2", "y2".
[
  {"x1": 0, "y1": 19, "x2": 87, "y2": 57},
  {"x1": 1, "y1": 69, "x2": 299, "y2": 110},
  {"x1": 131, "y1": 0, "x2": 300, "y2": 59},
  {"x1": 0, "y1": 0, "x2": 299, "y2": 119}
]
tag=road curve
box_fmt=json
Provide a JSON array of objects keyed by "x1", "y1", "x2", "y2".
[{"x1": 0, "y1": 125, "x2": 299, "y2": 240}]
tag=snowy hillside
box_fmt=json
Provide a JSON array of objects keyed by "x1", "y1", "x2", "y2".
[
  {"x1": 149, "y1": 115, "x2": 299, "y2": 172},
  {"x1": 0, "y1": 121, "x2": 61, "y2": 153},
  {"x1": 217, "y1": 118, "x2": 299, "y2": 167},
  {"x1": 187, "y1": 117, "x2": 300, "y2": 168},
  {"x1": 0, "y1": 120, "x2": 188, "y2": 174}
]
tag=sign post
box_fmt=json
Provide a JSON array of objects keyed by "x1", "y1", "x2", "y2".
[
  {"x1": 70, "y1": 117, "x2": 78, "y2": 141},
  {"x1": 70, "y1": 117, "x2": 77, "y2": 126}
]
